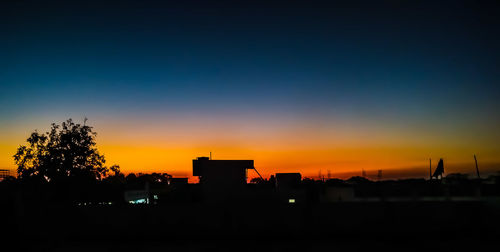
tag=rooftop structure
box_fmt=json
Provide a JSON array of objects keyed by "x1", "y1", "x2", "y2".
[
  {"x1": 193, "y1": 157, "x2": 255, "y2": 200},
  {"x1": 193, "y1": 157, "x2": 254, "y2": 185}
]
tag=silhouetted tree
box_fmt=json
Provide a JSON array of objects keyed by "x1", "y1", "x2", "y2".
[
  {"x1": 13, "y1": 118, "x2": 118, "y2": 183},
  {"x1": 346, "y1": 176, "x2": 372, "y2": 185},
  {"x1": 109, "y1": 165, "x2": 121, "y2": 176},
  {"x1": 103, "y1": 165, "x2": 125, "y2": 185},
  {"x1": 126, "y1": 173, "x2": 137, "y2": 182}
]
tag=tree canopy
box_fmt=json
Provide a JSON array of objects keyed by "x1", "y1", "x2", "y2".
[{"x1": 13, "y1": 118, "x2": 119, "y2": 183}]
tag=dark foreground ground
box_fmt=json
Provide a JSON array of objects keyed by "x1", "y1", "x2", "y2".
[{"x1": 2, "y1": 199, "x2": 500, "y2": 251}]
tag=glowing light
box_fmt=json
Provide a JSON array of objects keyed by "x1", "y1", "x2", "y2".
[{"x1": 128, "y1": 199, "x2": 147, "y2": 204}]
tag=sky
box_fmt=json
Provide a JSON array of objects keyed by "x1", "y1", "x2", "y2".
[{"x1": 1, "y1": 0, "x2": 499, "y2": 180}]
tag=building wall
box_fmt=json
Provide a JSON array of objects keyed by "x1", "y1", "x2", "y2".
[{"x1": 192, "y1": 158, "x2": 254, "y2": 201}]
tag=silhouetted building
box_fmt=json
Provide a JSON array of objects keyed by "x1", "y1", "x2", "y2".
[
  {"x1": 193, "y1": 157, "x2": 254, "y2": 201},
  {"x1": 275, "y1": 173, "x2": 301, "y2": 190},
  {"x1": 274, "y1": 173, "x2": 304, "y2": 203},
  {"x1": 124, "y1": 182, "x2": 151, "y2": 204}
]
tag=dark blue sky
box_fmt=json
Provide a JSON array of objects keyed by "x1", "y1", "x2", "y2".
[
  {"x1": 1, "y1": 0, "x2": 499, "y2": 131},
  {"x1": 1, "y1": 0, "x2": 500, "y2": 175}
]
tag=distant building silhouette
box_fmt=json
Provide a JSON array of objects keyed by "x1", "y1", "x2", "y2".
[
  {"x1": 124, "y1": 182, "x2": 151, "y2": 204},
  {"x1": 193, "y1": 157, "x2": 254, "y2": 201},
  {"x1": 275, "y1": 173, "x2": 304, "y2": 203}
]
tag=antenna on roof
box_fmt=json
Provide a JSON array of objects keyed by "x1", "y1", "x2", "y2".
[
  {"x1": 210, "y1": 152, "x2": 212, "y2": 160},
  {"x1": 429, "y1": 158, "x2": 432, "y2": 180},
  {"x1": 474, "y1": 154, "x2": 480, "y2": 179}
]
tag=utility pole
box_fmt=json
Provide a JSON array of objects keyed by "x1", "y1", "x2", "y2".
[
  {"x1": 429, "y1": 158, "x2": 432, "y2": 180},
  {"x1": 474, "y1": 154, "x2": 480, "y2": 179}
]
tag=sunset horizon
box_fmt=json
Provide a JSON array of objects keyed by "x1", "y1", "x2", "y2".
[
  {"x1": 2, "y1": 116, "x2": 498, "y2": 181},
  {"x1": 2, "y1": 1, "x2": 500, "y2": 250},
  {"x1": 2, "y1": 1, "x2": 499, "y2": 182}
]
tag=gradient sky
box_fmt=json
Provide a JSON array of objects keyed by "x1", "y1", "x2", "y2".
[{"x1": 1, "y1": 0, "x2": 499, "y2": 180}]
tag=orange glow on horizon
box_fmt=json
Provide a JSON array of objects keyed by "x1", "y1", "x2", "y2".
[{"x1": 1, "y1": 115, "x2": 499, "y2": 181}]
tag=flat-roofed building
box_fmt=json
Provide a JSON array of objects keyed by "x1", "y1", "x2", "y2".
[
  {"x1": 275, "y1": 173, "x2": 304, "y2": 204},
  {"x1": 193, "y1": 157, "x2": 254, "y2": 201}
]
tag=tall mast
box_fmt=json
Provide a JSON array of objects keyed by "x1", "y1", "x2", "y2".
[
  {"x1": 474, "y1": 154, "x2": 480, "y2": 179},
  {"x1": 429, "y1": 158, "x2": 432, "y2": 180}
]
